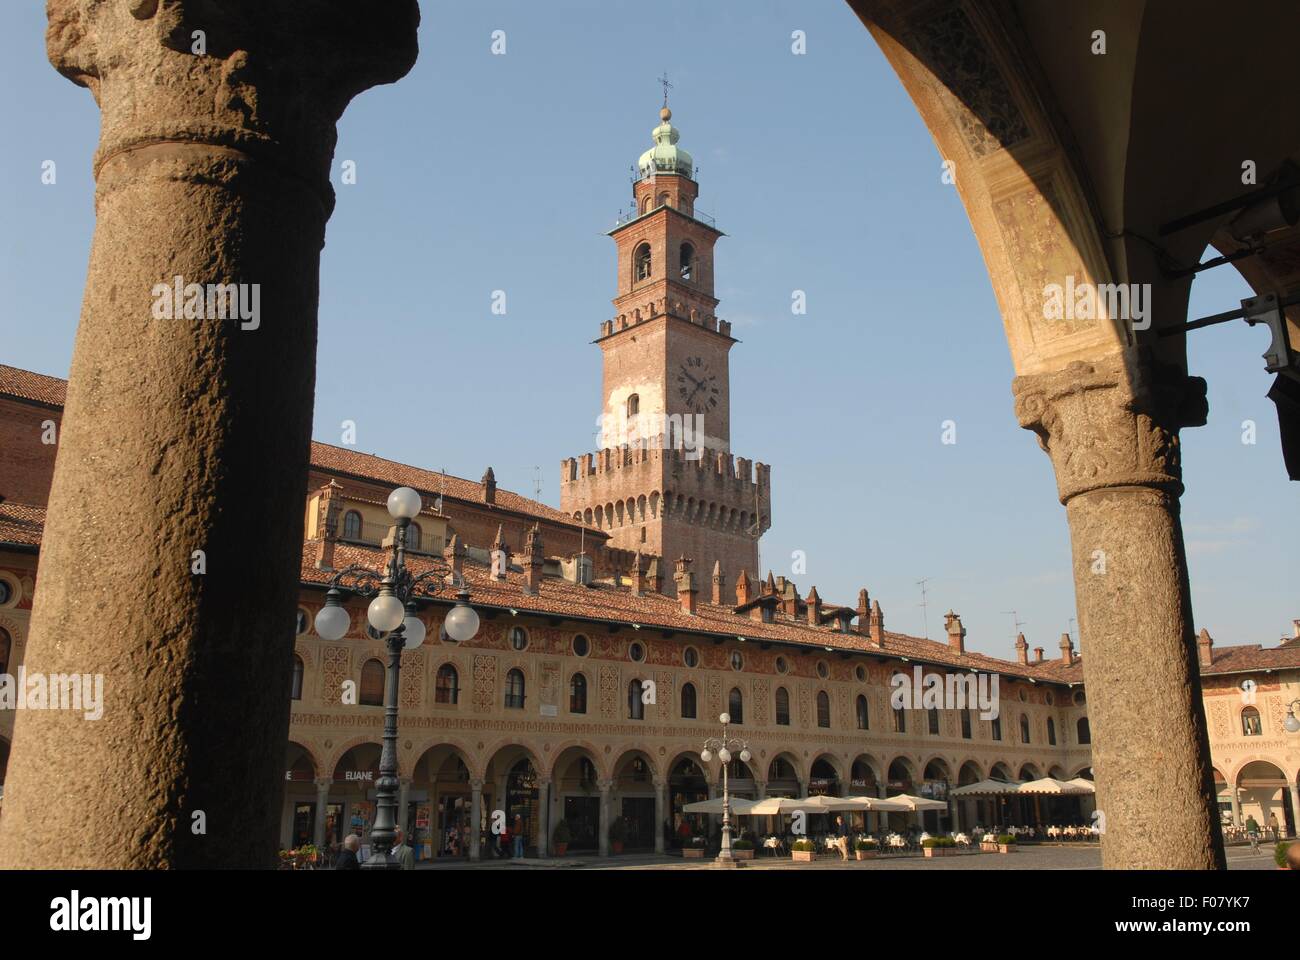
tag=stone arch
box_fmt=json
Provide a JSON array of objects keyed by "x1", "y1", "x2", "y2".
[
  {"x1": 611, "y1": 746, "x2": 661, "y2": 787},
  {"x1": 285, "y1": 740, "x2": 320, "y2": 780},
  {"x1": 957, "y1": 760, "x2": 984, "y2": 784},
  {"x1": 636, "y1": 494, "x2": 646, "y2": 522},
  {"x1": 325, "y1": 736, "x2": 384, "y2": 780},
  {"x1": 548, "y1": 741, "x2": 606, "y2": 783},
  {"x1": 921, "y1": 755, "x2": 952, "y2": 781},
  {"x1": 411, "y1": 740, "x2": 476, "y2": 785},
  {"x1": 649, "y1": 491, "x2": 659, "y2": 518},
  {"x1": 849, "y1": 753, "x2": 883, "y2": 792},
  {"x1": 482, "y1": 741, "x2": 544, "y2": 783},
  {"x1": 1018, "y1": 762, "x2": 1043, "y2": 782},
  {"x1": 615, "y1": 501, "x2": 625, "y2": 526},
  {"x1": 886, "y1": 755, "x2": 916, "y2": 795},
  {"x1": 988, "y1": 761, "x2": 1016, "y2": 782}
]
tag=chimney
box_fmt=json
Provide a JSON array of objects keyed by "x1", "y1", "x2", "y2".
[
  {"x1": 1015, "y1": 632, "x2": 1029, "y2": 665},
  {"x1": 763, "y1": 571, "x2": 777, "y2": 597},
  {"x1": 674, "y1": 556, "x2": 698, "y2": 615},
  {"x1": 1197, "y1": 627, "x2": 1213, "y2": 669},
  {"x1": 314, "y1": 479, "x2": 343, "y2": 570},
  {"x1": 491, "y1": 524, "x2": 509, "y2": 580},
  {"x1": 856, "y1": 589, "x2": 870, "y2": 635},
  {"x1": 1059, "y1": 632, "x2": 1075, "y2": 666},
  {"x1": 481, "y1": 466, "x2": 497, "y2": 504},
  {"x1": 869, "y1": 600, "x2": 885, "y2": 648},
  {"x1": 944, "y1": 610, "x2": 965, "y2": 654},
  {"x1": 711, "y1": 560, "x2": 725, "y2": 606},
  {"x1": 443, "y1": 533, "x2": 466, "y2": 581},
  {"x1": 630, "y1": 551, "x2": 645, "y2": 597},
  {"x1": 735, "y1": 569, "x2": 752, "y2": 606},
  {"x1": 1293, "y1": 619, "x2": 1300, "y2": 640},
  {"x1": 1033, "y1": 647, "x2": 1044, "y2": 665},
  {"x1": 522, "y1": 523, "x2": 544, "y2": 596},
  {"x1": 807, "y1": 586, "x2": 822, "y2": 626},
  {"x1": 781, "y1": 581, "x2": 800, "y2": 619},
  {"x1": 646, "y1": 557, "x2": 664, "y2": 593}
]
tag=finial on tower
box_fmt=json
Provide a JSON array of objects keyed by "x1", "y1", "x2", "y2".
[{"x1": 658, "y1": 70, "x2": 673, "y2": 111}]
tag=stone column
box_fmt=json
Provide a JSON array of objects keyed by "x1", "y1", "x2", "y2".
[
  {"x1": 313, "y1": 778, "x2": 331, "y2": 848},
  {"x1": 0, "y1": 2, "x2": 419, "y2": 870},
  {"x1": 397, "y1": 777, "x2": 412, "y2": 838},
  {"x1": 1230, "y1": 787, "x2": 1241, "y2": 827},
  {"x1": 1289, "y1": 784, "x2": 1299, "y2": 839},
  {"x1": 1014, "y1": 356, "x2": 1224, "y2": 869},
  {"x1": 653, "y1": 779, "x2": 666, "y2": 854},
  {"x1": 537, "y1": 779, "x2": 551, "y2": 858},
  {"x1": 598, "y1": 780, "x2": 612, "y2": 857},
  {"x1": 469, "y1": 779, "x2": 483, "y2": 862}
]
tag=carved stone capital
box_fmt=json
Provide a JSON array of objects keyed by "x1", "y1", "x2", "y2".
[
  {"x1": 47, "y1": 0, "x2": 420, "y2": 210},
  {"x1": 1012, "y1": 355, "x2": 1207, "y2": 503}
]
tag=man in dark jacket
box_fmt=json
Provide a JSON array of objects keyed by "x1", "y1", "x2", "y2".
[{"x1": 335, "y1": 833, "x2": 361, "y2": 870}]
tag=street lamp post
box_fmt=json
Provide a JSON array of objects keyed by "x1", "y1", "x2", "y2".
[
  {"x1": 313, "y1": 486, "x2": 480, "y2": 870},
  {"x1": 700, "y1": 712, "x2": 750, "y2": 868}
]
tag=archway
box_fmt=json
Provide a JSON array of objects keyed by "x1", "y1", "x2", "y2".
[
  {"x1": 552, "y1": 745, "x2": 603, "y2": 853},
  {"x1": 921, "y1": 758, "x2": 953, "y2": 833},
  {"x1": 283, "y1": 742, "x2": 318, "y2": 849},
  {"x1": 331, "y1": 743, "x2": 382, "y2": 850},
  {"x1": 412, "y1": 744, "x2": 475, "y2": 859},
  {"x1": 668, "y1": 753, "x2": 709, "y2": 848},
  {"x1": 1236, "y1": 760, "x2": 1294, "y2": 839},
  {"x1": 957, "y1": 760, "x2": 986, "y2": 832},
  {"x1": 612, "y1": 750, "x2": 658, "y2": 851},
  {"x1": 484, "y1": 745, "x2": 542, "y2": 858},
  {"x1": 766, "y1": 754, "x2": 802, "y2": 798}
]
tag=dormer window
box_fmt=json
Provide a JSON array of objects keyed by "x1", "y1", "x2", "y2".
[
  {"x1": 342, "y1": 510, "x2": 362, "y2": 540},
  {"x1": 634, "y1": 243, "x2": 652, "y2": 281}
]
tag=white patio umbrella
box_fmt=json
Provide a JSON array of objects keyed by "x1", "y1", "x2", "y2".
[
  {"x1": 883, "y1": 793, "x2": 949, "y2": 811},
  {"x1": 681, "y1": 796, "x2": 759, "y2": 815},
  {"x1": 1017, "y1": 777, "x2": 1090, "y2": 796},
  {"x1": 950, "y1": 779, "x2": 1024, "y2": 796},
  {"x1": 839, "y1": 796, "x2": 911, "y2": 811},
  {"x1": 1065, "y1": 777, "x2": 1096, "y2": 794}
]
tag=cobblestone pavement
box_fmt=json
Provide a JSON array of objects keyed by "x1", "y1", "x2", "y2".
[{"x1": 412, "y1": 843, "x2": 1281, "y2": 870}]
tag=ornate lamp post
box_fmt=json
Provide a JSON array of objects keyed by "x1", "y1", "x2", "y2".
[
  {"x1": 313, "y1": 486, "x2": 480, "y2": 869},
  {"x1": 1284, "y1": 700, "x2": 1300, "y2": 733},
  {"x1": 700, "y1": 712, "x2": 750, "y2": 867}
]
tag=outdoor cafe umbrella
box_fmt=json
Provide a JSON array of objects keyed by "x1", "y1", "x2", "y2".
[
  {"x1": 949, "y1": 779, "x2": 1024, "y2": 796},
  {"x1": 1065, "y1": 777, "x2": 1096, "y2": 794},
  {"x1": 1017, "y1": 777, "x2": 1090, "y2": 795},
  {"x1": 882, "y1": 793, "x2": 949, "y2": 811},
  {"x1": 681, "y1": 796, "x2": 759, "y2": 816},
  {"x1": 747, "y1": 796, "x2": 863, "y2": 815}
]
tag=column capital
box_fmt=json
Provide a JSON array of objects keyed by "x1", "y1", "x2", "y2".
[
  {"x1": 47, "y1": 0, "x2": 420, "y2": 211},
  {"x1": 597, "y1": 779, "x2": 614, "y2": 793},
  {"x1": 470, "y1": 779, "x2": 484, "y2": 792},
  {"x1": 314, "y1": 777, "x2": 331, "y2": 790},
  {"x1": 1012, "y1": 355, "x2": 1207, "y2": 503}
]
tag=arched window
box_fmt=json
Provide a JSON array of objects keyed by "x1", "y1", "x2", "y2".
[
  {"x1": 960, "y1": 708, "x2": 972, "y2": 739},
  {"x1": 629, "y1": 679, "x2": 645, "y2": 720},
  {"x1": 570, "y1": 673, "x2": 587, "y2": 714},
  {"x1": 1047, "y1": 717, "x2": 1057, "y2": 745},
  {"x1": 504, "y1": 668, "x2": 525, "y2": 709},
  {"x1": 775, "y1": 687, "x2": 791, "y2": 726},
  {"x1": 435, "y1": 664, "x2": 459, "y2": 705},
  {"x1": 856, "y1": 695, "x2": 869, "y2": 730},
  {"x1": 634, "y1": 242, "x2": 652, "y2": 281},
  {"x1": 342, "y1": 510, "x2": 362, "y2": 540},
  {"x1": 0, "y1": 628, "x2": 10, "y2": 676},
  {"x1": 1020, "y1": 714, "x2": 1031, "y2": 744},
  {"x1": 816, "y1": 691, "x2": 831, "y2": 728},
  {"x1": 1076, "y1": 716, "x2": 1090, "y2": 744},
  {"x1": 407, "y1": 522, "x2": 422, "y2": 552},
  {"x1": 893, "y1": 705, "x2": 906, "y2": 733},
  {"x1": 679, "y1": 242, "x2": 694, "y2": 281},
  {"x1": 928, "y1": 708, "x2": 940, "y2": 735},
  {"x1": 290, "y1": 654, "x2": 303, "y2": 701},
  {"x1": 509, "y1": 626, "x2": 528, "y2": 651},
  {"x1": 681, "y1": 682, "x2": 697, "y2": 719},
  {"x1": 1241, "y1": 706, "x2": 1262, "y2": 736},
  {"x1": 626, "y1": 394, "x2": 639, "y2": 418},
  {"x1": 992, "y1": 716, "x2": 1003, "y2": 741},
  {"x1": 656, "y1": 191, "x2": 669, "y2": 208},
  {"x1": 728, "y1": 687, "x2": 744, "y2": 724},
  {"x1": 359, "y1": 659, "x2": 385, "y2": 706}
]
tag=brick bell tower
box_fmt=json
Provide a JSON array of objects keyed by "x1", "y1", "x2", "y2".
[{"x1": 561, "y1": 101, "x2": 771, "y2": 601}]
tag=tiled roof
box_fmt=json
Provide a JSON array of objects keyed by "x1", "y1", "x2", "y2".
[
  {"x1": 308, "y1": 442, "x2": 594, "y2": 532},
  {"x1": 0, "y1": 364, "x2": 68, "y2": 408},
  {"x1": 0, "y1": 364, "x2": 594, "y2": 534},
  {"x1": 0, "y1": 501, "x2": 45, "y2": 547},
  {"x1": 303, "y1": 541, "x2": 1091, "y2": 684},
  {"x1": 1201, "y1": 642, "x2": 1300, "y2": 675}
]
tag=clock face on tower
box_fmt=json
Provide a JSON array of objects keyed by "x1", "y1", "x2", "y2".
[{"x1": 676, "y1": 356, "x2": 719, "y2": 416}]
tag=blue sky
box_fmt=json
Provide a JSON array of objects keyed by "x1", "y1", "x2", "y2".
[{"x1": 1, "y1": 1, "x2": 1294, "y2": 658}]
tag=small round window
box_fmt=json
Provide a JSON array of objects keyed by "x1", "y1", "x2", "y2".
[
  {"x1": 854, "y1": 664, "x2": 866, "y2": 682},
  {"x1": 572, "y1": 634, "x2": 590, "y2": 657},
  {"x1": 510, "y1": 627, "x2": 529, "y2": 651},
  {"x1": 775, "y1": 656, "x2": 788, "y2": 674},
  {"x1": 0, "y1": 579, "x2": 12, "y2": 607},
  {"x1": 817, "y1": 661, "x2": 829, "y2": 680},
  {"x1": 683, "y1": 646, "x2": 699, "y2": 668},
  {"x1": 730, "y1": 650, "x2": 744, "y2": 671},
  {"x1": 1073, "y1": 690, "x2": 1086, "y2": 706},
  {"x1": 629, "y1": 642, "x2": 645, "y2": 663}
]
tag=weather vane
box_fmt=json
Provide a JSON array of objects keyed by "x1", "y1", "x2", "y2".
[{"x1": 658, "y1": 71, "x2": 673, "y2": 108}]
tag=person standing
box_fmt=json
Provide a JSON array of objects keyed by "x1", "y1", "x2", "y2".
[
  {"x1": 1268, "y1": 813, "x2": 1280, "y2": 841},
  {"x1": 512, "y1": 814, "x2": 526, "y2": 858},
  {"x1": 335, "y1": 833, "x2": 361, "y2": 870},
  {"x1": 391, "y1": 827, "x2": 415, "y2": 870}
]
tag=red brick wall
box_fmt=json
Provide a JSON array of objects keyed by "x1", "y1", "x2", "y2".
[{"x1": 0, "y1": 398, "x2": 61, "y2": 506}]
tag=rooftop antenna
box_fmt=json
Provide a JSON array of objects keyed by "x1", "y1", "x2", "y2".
[
  {"x1": 1068, "y1": 616, "x2": 1077, "y2": 646},
  {"x1": 532, "y1": 466, "x2": 542, "y2": 501},
  {"x1": 916, "y1": 577, "x2": 932, "y2": 639},
  {"x1": 1001, "y1": 609, "x2": 1026, "y2": 638}
]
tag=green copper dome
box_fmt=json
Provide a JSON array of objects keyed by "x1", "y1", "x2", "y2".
[{"x1": 637, "y1": 107, "x2": 694, "y2": 179}]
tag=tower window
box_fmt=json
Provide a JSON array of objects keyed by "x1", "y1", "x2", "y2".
[
  {"x1": 342, "y1": 510, "x2": 362, "y2": 541},
  {"x1": 627, "y1": 394, "x2": 639, "y2": 418},
  {"x1": 634, "y1": 243, "x2": 652, "y2": 281},
  {"x1": 679, "y1": 243, "x2": 694, "y2": 281}
]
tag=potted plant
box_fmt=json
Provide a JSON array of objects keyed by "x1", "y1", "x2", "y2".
[
  {"x1": 682, "y1": 835, "x2": 706, "y2": 859},
  {"x1": 922, "y1": 837, "x2": 955, "y2": 858},
  {"x1": 608, "y1": 817, "x2": 626, "y2": 855},
  {"x1": 552, "y1": 819, "x2": 571, "y2": 857},
  {"x1": 996, "y1": 834, "x2": 1017, "y2": 854},
  {"x1": 979, "y1": 833, "x2": 999, "y2": 852},
  {"x1": 731, "y1": 838, "x2": 754, "y2": 861},
  {"x1": 791, "y1": 838, "x2": 816, "y2": 862},
  {"x1": 855, "y1": 838, "x2": 879, "y2": 861},
  {"x1": 1275, "y1": 841, "x2": 1292, "y2": 870}
]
